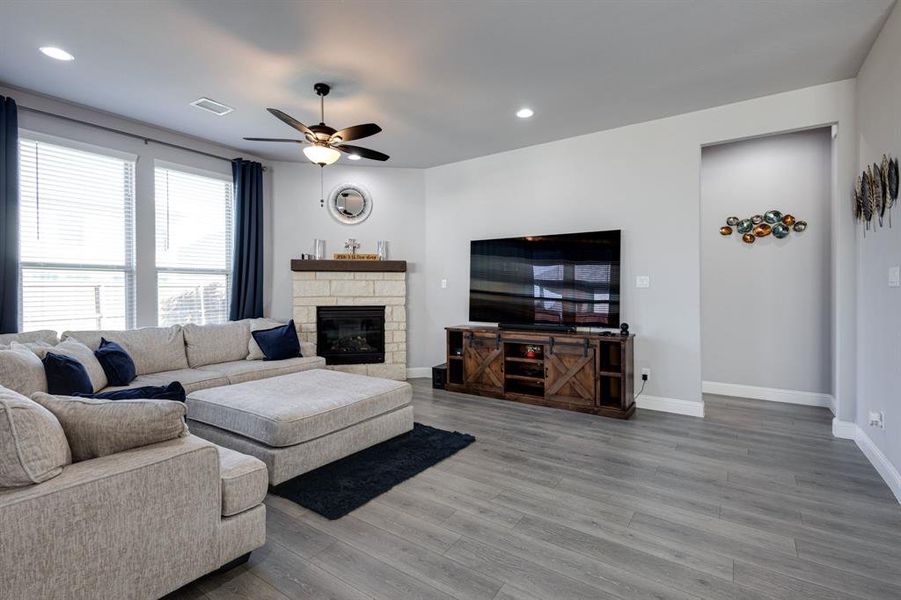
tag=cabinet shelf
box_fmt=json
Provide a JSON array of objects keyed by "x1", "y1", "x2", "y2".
[{"x1": 446, "y1": 325, "x2": 635, "y2": 419}]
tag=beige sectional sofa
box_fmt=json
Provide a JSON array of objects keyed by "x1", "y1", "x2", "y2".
[
  {"x1": 62, "y1": 320, "x2": 325, "y2": 394},
  {"x1": 2, "y1": 319, "x2": 413, "y2": 599}
]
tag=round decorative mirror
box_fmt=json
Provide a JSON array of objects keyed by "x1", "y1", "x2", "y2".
[{"x1": 327, "y1": 183, "x2": 372, "y2": 224}]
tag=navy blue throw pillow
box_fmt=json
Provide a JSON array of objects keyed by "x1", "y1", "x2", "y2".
[
  {"x1": 76, "y1": 382, "x2": 186, "y2": 402},
  {"x1": 94, "y1": 338, "x2": 137, "y2": 386},
  {"x1": 252, "y1": 320, "x2": 301, "y2": 361},
  {"x1": 43, "y1": 352, "x2": 93, "y2": 396}
]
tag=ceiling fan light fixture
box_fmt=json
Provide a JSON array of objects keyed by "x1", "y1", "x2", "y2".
[{"x1": 303, "y1": 144, "x2": 341, "y2": 166}]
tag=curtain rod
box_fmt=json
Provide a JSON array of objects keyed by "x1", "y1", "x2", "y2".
[{"x1": 19, "y1": 105, "x2": 266, "y2": 169}]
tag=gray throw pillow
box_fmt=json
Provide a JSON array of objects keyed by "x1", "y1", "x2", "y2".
[
  {"x1": 0, "y1": 343, "x2": 48, "y2": 396},
  {"x1": 30, "y1": 393, "x2": 189, "y2": 462},
  {"x1": 0, "y1": 387, "x2": 72, "y2": 487}
]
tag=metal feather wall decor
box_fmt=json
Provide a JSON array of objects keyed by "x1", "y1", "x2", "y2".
[{"x1": 855, "y1": 154, "x2": 899, "y2": 234}]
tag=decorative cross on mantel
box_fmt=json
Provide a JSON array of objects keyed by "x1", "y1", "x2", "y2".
[{"x1": 344, "y1": 238, "x2": 360, "y2": 256}]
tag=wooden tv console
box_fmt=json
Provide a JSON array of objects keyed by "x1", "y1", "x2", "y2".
[{"x1": 445, "y1": 326, "x2": 635, "y2": 419}]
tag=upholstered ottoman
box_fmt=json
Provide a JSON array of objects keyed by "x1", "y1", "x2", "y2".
[{"x1": 185, "y1": 369, "x2": 414, "y2": 485}]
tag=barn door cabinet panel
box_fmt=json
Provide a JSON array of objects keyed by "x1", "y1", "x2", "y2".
[{"x1": 446, "y1": 326, "x2": 635, "y2": 419}]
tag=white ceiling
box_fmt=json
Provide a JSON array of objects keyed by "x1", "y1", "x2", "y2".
[{"x1": 0, "y1": 0, "x2": 893, "y2": 168}]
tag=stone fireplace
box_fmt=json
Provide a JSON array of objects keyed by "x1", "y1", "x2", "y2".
[{"x1": 292, "y1": 260, "x2": 407, "y2": 380}]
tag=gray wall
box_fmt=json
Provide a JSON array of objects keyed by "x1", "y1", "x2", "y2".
[
  {"x1": 855, "y1": 3, "x2": 901, "y2": 476},
  {"x1": 268, "y1": 163, "x2": 427, "y2": 370},
  {"x1": 700, "y1": 129, "x2": 833, "y2": 395},
  {"x1": 422, "y1": 81, "x2": 858, "y2": 413}
]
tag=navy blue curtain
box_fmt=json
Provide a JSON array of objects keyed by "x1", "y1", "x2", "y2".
[
  {"x1": 0, "y1": 96, "x2": 18, "y2": 333},
  {"x1": 229, "y1": 158, "x2": 264, "y2": 320}
]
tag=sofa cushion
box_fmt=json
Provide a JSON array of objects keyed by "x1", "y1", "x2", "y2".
[
  {"x1": 79, "y1": 382, "x2": 187, "y2": 402},
  {"x1": 46, "y1": 339, "x2": 108, "y2": 392},
  {"x1": 183, "y1": 321, "x2": 251, "y2": 368},
  {"x1": 43, "y1": 353, "x2": 94, "y2": 396},
  {"x1": 0, "y1": 343, "x2": 47, "y2": 396},
  {"x1": 246, "y1": 318, "x2": 282, "y2": 360},
  {"x1": 31, "y1": 393, "x2": 189, "y2": 462},
  {"x1": 105, "y1": 368, "x2": 229, "y2": 395},
  {"x1": 62, "y1": 326, "x2": 189, "y2": 376},
  {"x1": 95, "y1": 338, "x2": 137, "y2": 386},
  {"x1": 0, "y1": 330, "x2": 59, "y2": 346},
  {"x1": 216, "y1": 445, "x2": 267, "y2": 517},
  {"x1": 197, "y1": 356, "x2": 326, "y2": 385},
  {"x1": 186, "y1": 369, "x2": 413, "y2": 447},
  {"x1": 0, "y1": 387, "x2": 71, "y2": 487},
  {"x1": 251, "y1": 320, "x2": 301, "y2": 361}
]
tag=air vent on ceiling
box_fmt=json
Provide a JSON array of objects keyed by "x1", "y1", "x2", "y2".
[{"x1": 190, "y1": 97, "x2": 234, "y2": 116}]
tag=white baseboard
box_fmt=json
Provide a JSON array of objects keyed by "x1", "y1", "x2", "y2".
[
  {"x1": 406, "y1": 367, "x2": 431, "y2": 379},
  {"x1": 636, "y1": 395, "x2": 705, "y2": 418},
  {"x1": 832, "y1": 418, "x2": 901, "y2": 504},
  {"x1": 703, "y1": 381, "x2": 835, "y2": 413}
]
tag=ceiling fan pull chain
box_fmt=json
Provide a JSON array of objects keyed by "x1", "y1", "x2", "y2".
[{"x1": 320, "y1": 167, "x2": 324, "y2": 208}]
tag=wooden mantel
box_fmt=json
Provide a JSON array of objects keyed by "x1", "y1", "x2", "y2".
[{"x1": 291, "y1": 259, "x2": 407, "y2": 272}]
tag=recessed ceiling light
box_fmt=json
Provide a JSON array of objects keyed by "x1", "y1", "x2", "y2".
[
  {"x1": 347, "y1": 154, "x2": 361, "y2": 161},
  {"x1": 189, "y1": 97, "x2": 234, "y2": 116},
  {"x1": 39, "y1": 46, "x2": 74, "y2": 61},
  {"x1": 516, "y1": 107, "x2": 534, "y2": 119}
]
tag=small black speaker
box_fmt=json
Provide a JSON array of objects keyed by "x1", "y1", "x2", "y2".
[
  {"x1": 620, "y1": 322, "x2": 630, "y2": 336},
  {"x1": 432, "y1": 363, "x2": 448, "y2": 390}
]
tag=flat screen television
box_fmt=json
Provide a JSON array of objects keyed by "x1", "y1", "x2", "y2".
[{"x1": 469, "y1": 230, "x2": 621, "y2": 328}]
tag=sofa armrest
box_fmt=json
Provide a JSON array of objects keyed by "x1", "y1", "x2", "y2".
[{"x1": 0, "y1": 435, "x2": 221, "y2": 600}]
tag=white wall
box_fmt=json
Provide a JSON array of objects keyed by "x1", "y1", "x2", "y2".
[
  {"x1": 701, "y1": 129, "x2": 833, "y2": 398},
  {"x1": 268, "y1": 163, "x2": 427, "y2": 367},
  {"x1": 854, "y1": 2, "x2": 901, "y2": 485},
  {"x1": 0, "y1": 84, "x2": 272, "y2": 326},
  {"x1": 423, "y1": 81, "x2": 858, "y2": 414}
]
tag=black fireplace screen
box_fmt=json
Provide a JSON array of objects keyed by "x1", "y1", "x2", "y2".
[{"x1": 316, "y1": 305, "x2": 385, "y2": 365}]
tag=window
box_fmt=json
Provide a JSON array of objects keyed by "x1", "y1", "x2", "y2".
[
  {"x1": 155, "y1": 166, "x2": 233, "y2": 326},
  {"x1": 18, "y1": 137, "x2": 135, "y2": 332}
]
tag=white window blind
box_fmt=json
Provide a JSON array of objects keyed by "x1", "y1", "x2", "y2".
[
  {"x1": 155, "y1": 166, "x2": 233, "y2": 326},
  {"x1": 18, "y1": 138, "x2": 135, "y2": 332}
]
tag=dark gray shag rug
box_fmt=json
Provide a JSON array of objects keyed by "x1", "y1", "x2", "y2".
[{"x1": 271, "y1": 423, "x2": 475, "y2": 519}]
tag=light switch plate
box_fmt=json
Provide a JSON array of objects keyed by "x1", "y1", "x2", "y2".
[
  {"x1": 440, "y1": 279, "x2": 448, "y2": 289},
  {"x1": 889, "y1": 266, "x2": 900, "y2": 288},
  {"x1": 636, "y1": 275, "x2": 650, "y2": 288}
]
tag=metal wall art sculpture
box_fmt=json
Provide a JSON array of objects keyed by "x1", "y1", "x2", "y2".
[
  {"x1": 854, "y1": 154, "x2": 899, "y2": 234},
  {"x1": 719, "y1": 210, "x2": 807, "y2": 245}
]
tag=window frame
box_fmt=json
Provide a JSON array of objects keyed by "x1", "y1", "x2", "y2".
[
  {"x1": 153, "y1": 161, "x2": 235, "y2": 326},
  {"x1": 17, "y1": 131, "x2": 137, "y2": 331}
]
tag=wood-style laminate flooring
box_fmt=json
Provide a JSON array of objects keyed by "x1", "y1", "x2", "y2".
[{"x1": 166, "y1": 380, "x2": 901, "y2": 600}]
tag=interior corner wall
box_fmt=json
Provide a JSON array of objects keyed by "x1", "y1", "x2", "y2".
[
  {"x1": 422, "y1": 80, "x2": 857, "y2": 413},
  {"x1": 268, "y1": 163, "x2": 427, "y2": 367},
  {"x1": 700, "y1": 128, "x2": 833, "y2": 398},
  {"x1": 0, "y1": 84, "x2": 272, "y2": 324},
  {"x1": 855, "y1": 1, "x2": 901, "y2": 476}
]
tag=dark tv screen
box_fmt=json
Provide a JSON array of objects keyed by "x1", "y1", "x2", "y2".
[{"x1": 469, "y1": 230, "x2": 621, "y2": 328}]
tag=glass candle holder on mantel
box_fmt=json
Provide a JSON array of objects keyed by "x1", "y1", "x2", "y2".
[
  {"x1": 377, "y1": 240, "x2": 389, "y2": 260},
  {"x1": 313, "y1": 239, "x2": 326, "y2": 260}
]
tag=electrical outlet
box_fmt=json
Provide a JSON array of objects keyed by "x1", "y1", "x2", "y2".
[
  {"x1": 641, "y1": 368, "x2": 651, "y2": 381},
  {"x1": 636, "y1": 275, "x2": 650, "y2": 288},
  {"x1": 868, "y1": 411, "x2": 885, "y2": 429},
  {"x1": 889, "y1": 267, "x2": 900, "y2": 288}
]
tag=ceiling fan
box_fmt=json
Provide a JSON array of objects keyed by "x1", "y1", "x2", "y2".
[{"x1": 244, "y1": 82, "x2": 388, "y2": 166}]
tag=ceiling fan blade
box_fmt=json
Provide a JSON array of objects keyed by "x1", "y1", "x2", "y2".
[
  {"x1": 267, "y1": 108, "x2": 317, "y2": 142},
  {"x1": 336, "y1": 144, "x2": 389, "y2": 161},
  {"x1": 331, "y1": 123, "x2": 382, "y2": 143},
  {"x1": 243, "y1": 137, "x2": 305, "y2": 143}
]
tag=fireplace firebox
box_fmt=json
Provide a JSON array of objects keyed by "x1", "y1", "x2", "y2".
[{"x1": 316, "y1": 306, "x2": 385, "y2": 365}]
